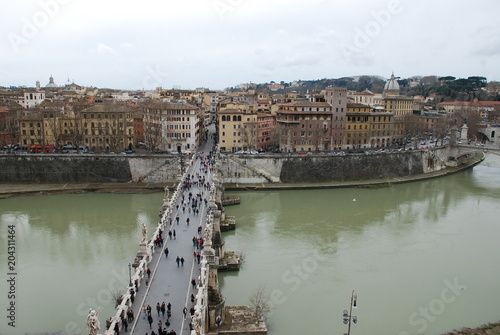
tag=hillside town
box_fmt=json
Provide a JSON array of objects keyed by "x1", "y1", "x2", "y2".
[{"x1": 1, "y1": 74, "x2": 500, "y2": 155}]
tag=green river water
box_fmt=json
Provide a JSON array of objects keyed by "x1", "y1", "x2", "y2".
[{"x1": 1, "y1": 153, "x2": 500, "y2": 335}]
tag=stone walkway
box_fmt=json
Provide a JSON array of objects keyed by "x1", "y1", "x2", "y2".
[{"x1": 127, "y1": 135, "x2": 216, "y2": 335}]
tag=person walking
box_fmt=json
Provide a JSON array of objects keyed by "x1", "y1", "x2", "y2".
[
  {"x1": 156, "y1": 303, "x2": 161, "y2": 317},
  {"x1": 197, "y1": 253, "x2": 201, "y2": 264},
  {"x1": 168, "y1": 230, "x2": 172, "y2": 240},
  {"x1": 164, "y1": 247, "x2": 169, "y2": 258},
  {"x1": 161, "y1": 302, "x2": 166, "y2": 318},
  {"x1": 176, "y1": 256, "x2": 180, "y2": 267},
  {"x1": 147, "y1": 314, "x2": 153, "y2": 329},
  {"x1": 186, "y1": 217, "x2": 190, "y2": 225},
  {"x1": 183, "y1": 307, "x2": 188, "y2": 320},
  {"x1": 180, "y1": 257, "x2": 185, "y2": 267},
  {"x1": 191, "y1": 278, "x2": 196, "y2": 289},
  {"x1": 147, "y1": 268, "x2": 151, "y2": 279},
  {"x1": 191, "y1": 294, "x2": 195, "y2": 303},
  {"x1": 173, "y1": 229, "x2": 176, "y2": 240},
  {"x1": 143, "y1": 306, "x2": 147, "y2": 319}
]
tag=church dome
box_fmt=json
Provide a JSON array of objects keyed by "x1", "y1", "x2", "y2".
[
  {"x1": 46, "y1": 75, "x2": 58, "y2": 88},
  {"x1": 383, "y1": 73, "x2": 400, "y2": 97},
  {"x1": 384, "y1": 73, "x2": 400, "y2": 91}
]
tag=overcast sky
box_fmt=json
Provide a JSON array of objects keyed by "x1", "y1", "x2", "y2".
[{"x1": 1, "y1": 0, "x2": 499, "y2": 90}]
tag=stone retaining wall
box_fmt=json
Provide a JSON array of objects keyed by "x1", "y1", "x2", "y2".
[{"x1": 0, "y1": 154, "x2": 180, "y2": 183}]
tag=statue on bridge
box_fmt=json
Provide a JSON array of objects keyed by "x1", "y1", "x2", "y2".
[
  {"x1": 86, "y1": 308, "x2": 100, "y2": 335},
  {"x1": 164, "y1": 186, "x2": 170, "y2": 199},
  {"x1": 141, "y1": 222, "x2": 147, "y2": 244}
]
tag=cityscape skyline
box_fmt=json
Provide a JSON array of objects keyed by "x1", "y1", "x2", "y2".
[{"x1": 1, "y1": 0, "x2": 499, "y2": 90}]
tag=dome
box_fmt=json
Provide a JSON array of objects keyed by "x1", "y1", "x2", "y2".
[
  {"x1": 384, "y1": 73, "x2": 399, "y2": 95},
  {"x1": 46, "y1": 75, "x2": 58, "y2": 88},
  {"x1": 384, "y1": 73, "x2": 400, "y2": 91}
]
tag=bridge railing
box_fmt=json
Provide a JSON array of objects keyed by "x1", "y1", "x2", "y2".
[{"x1": 102, "y1": 154, "x2": 198, "y2": 335}]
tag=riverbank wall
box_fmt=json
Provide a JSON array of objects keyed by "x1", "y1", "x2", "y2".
[
  {"x1": 0, "y1": 154, "x2": 181, "y2": 183},
  {"x1": 0, "y1": 147, "x2": 480, "y2": 185}
]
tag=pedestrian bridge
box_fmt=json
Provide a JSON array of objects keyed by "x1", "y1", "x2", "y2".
[{"x1": 89, "y1": 133, "x2": 254, "y2": 335}]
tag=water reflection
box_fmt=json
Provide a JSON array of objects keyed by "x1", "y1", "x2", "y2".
[
  {"x1": 221, "y1": 154, "x2": 500, "y2": 335},
  {"x1": 0, "y1": 192, "x2": 163, "y2": 335}
]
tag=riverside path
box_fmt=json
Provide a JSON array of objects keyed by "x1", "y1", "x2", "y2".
[{"x1": 125, "y1": 129, "x2": 217, "y2": 335}]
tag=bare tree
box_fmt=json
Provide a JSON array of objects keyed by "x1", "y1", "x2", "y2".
[
  {"x1": 241, "y1": 121, "x2": 257, "y2": 151},
  {"x1": 44, "y1": 110, "x2": 63, "y2": 148},
  {"x1": 402, "y1": 114, "x2": 423, "y2": 148},
  {"x1": 433, "y1": 114, "x2": 454, "y2": 146},
  {"x1": 249, "y1": 285, "x2": 271, "y2": 319},
  {"x1": 144, "y1": 119, "x2": 163, "y2": 153},
  {"x1": 464, "y1": 109, "x2": 482, "y2": 142}
]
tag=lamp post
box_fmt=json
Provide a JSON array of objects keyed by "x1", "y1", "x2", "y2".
[
  {"x1": 128, "y1": 263, "x2": 132, "y2": 287},
  {"x1": 342, "y1": 290, "x2": 358, "y2": 335}
]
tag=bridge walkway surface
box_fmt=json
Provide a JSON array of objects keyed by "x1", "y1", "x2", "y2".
[{"x1": 127, "y1": 135, "x2": 216, "y2": 335}]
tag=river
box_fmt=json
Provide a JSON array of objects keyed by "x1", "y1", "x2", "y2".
[
  {"x1": 1, "y1": 154, "x2": 499, "y2": 335},
  {"x1": 0, "y1": 192, "x2": 163, "y2": 335},
  {"x1": 220, "y1": 152, "x2": 500, "y2": 335}
]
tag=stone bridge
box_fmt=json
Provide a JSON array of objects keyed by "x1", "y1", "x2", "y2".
[
  {"x1": 477, "y1": 123, "x2": 500, "y2": 143},
  {"x1": 95, "y1": 131, "x2": 263, "y2": 335}
]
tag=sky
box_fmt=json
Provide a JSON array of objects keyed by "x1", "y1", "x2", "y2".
[{"x1": 1, "y1": 0, "x2": 500, "y2": 91}]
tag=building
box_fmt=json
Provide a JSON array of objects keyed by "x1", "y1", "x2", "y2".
[
  {"x1": 276, "y1": 102, "x2": 333, "y2": 152},
  {"x1": 349, "y1": 89, "x2": 383, "y2": 108},
  {"x1": 256, "y1": 112, "x2": 275, "y2": 150},
  {"x1": 438, "y1": 100, "x2": 500, "y2": 121},
  {"x1": 346, "y1": 103, "x2": 394, "y2": 149},
  {"x1": 0, "y1": 101, "x2": 22, "y2": 146},
  {"x1": 142, "y1": 102, "x2": 202, "y2": 153},
  {"x1": 0, "y1": 91, "x2": 46, "y2": 109},
  {"x1": 77, "y1": 104, "x2": 136, "y2": 151},
  {"x1": 382, "y1": 73, "x2": 414, "y2": 139},
  {"x1": 325, "y1": 87, "x2": 348, "y2": 149},
  {"x1": 346, "y1": 103, "x2": 372, "y2": 149},
  {"x1": 218, "y1": 108, "x2": 258, "y2": 152}
]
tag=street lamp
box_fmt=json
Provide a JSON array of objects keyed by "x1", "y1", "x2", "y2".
[
  {"x1": 342, "y1": 290, "x2": 358, "y2": 335},
  {"x1": 128, "y1": 263, "x2": 132, "y2": 287}
]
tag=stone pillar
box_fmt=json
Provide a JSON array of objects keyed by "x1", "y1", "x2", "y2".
[{"x1": 460, "y1": 124, "x2": 468, "y2": 141}]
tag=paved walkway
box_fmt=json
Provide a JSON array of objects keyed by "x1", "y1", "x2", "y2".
[{"x1": 128, "y1": 130, "x2": 216, "y2": 335}]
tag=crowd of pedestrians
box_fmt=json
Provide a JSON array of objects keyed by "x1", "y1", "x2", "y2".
[{"x1": 122, "y1": 135, "x2": 218, "y2": 335}]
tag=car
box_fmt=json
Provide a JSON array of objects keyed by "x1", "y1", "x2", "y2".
[
  {"x1": 123, "y1": 150, "x2": 135, "y2": 154},
  {"x1": 170, "y1": 151, "x2": 179, "y2": 155}
]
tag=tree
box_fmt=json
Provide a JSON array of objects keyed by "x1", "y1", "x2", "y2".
[
  {"x1": 241, "y1": 120, "x2": 257, "y2": 151},
  {"x1": 402, "y1": 114, "x2": 424, "y2": 147},
  {"x1": 464, "y1": 109, "x2": 482, "y2": 142},
  {"x1": 249, "y1": 285, "x2": 271, "y2": 319},
  {"x1": 433, "y1": 114, "x2": 454, "y2": 146},
  {"x1": 44, "y1": 110, "x2": 63, "y2": 148}
]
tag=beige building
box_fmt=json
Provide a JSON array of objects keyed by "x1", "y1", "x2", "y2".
[
  {"x1": 382, "y1": 74, "x2": 414, "y2": 139},
  {"x1": 142, "y1": 102, "x2": 202, "y2": 153},
  {"x1": 218, "y1": 109, "x2": 258, "y2": 152}
]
